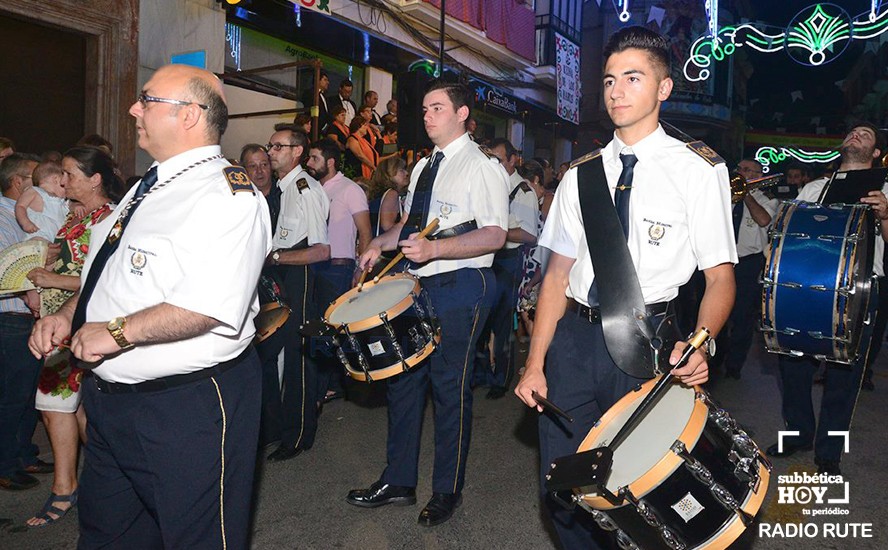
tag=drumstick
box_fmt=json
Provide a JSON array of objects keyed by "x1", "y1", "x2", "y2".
[
  {"x1": 532, "y1": 391, "x2": 573, "y2": 423},
  {"x1": 607, "y1": 328, "x2": 711, "y2": 452},
  {"x1": 372, "y1": 218, "x2": 440, "y2": 283},
  {"x1": 356, "y1": 267, "x2": 370, "y2": 292}
]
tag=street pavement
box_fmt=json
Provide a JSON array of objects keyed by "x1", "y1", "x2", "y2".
[{"x1": 2, "y1": 337, "x2": 886, "y2": 549}]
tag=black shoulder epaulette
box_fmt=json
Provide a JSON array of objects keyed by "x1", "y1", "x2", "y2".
[
  {"x1": 223, "y1": 166, "x2": 254, "y2": 195},
  {"x1": 478, "y1": 145, "x2": 498, "y2": 161},
  {"x1": 518, "y1": 181, "x2": 531, "y2": 193},
  {"x1": 569, "y1": 149, "x2": 602, "y2": 169},
  {"x1": 686, "y1": 141, "x2": 726, "y2": 166},
  {"x1": 296, "y1": 178, "x2": 309, "y2": 194}
]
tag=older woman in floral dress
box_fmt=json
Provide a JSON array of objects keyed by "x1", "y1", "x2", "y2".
[{"x1": 24, "y1": 147, "x2": 123, "y2": 527}]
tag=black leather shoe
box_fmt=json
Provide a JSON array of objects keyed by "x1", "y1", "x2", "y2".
[
  {"x1": 22, "y1": 459, "x2": 54, "y2": 475},
  {"x1": 266, "y1": 444, "x2": 310, "y2": 462},
  {"x1": 0, "y1": 471, "x2": 39, "y2": 491},
  {"x1": 486, "y1": 386, "x2": 507, "y2": 400},
  {"x1": 418, "y1": 493, "x2": 462, "y2": 526},
  {"x1": 346, "y1": 481, "x2": 416, "y2": 508},
  {"x1": 766, "y1": 441, "x2": 813, "y2": 458},
  {"x1": 816, "y1": 457, "x2": 842, "y2": 476}
]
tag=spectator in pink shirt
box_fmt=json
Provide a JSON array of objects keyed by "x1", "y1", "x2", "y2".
[{"x1": 305, "y1": 139, "x2": 372, "y2": 403}]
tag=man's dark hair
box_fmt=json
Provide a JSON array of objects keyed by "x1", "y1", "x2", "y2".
[
  {"x1": 603, "y1": 26, "x2": 671, "y2": 78},
  {"x1": 340, "y1": 78, "x2": 353, "y2": 89},
  {"x1": 383, "y1": 121, "x2": 397, "y2": 135},
  {"x1": 311, "y1": 138, "x2": 342, "y2": 171},
  {"x1": 0, "y1": 153, "x2": 39, "y2": 193},
  {"x1": 847, "y1": 121, "x2": 887, "y2": 157},
  {"x1": 63, "y1": 147, "x2": 126, "y2": 202},
  {"x1": 273, "y1": 124, "x2": 310, "y2": 162},
  {"x1": 320, "y1": 71, "x2": 328, "y2": 81},
  {"x1": 364, "y1": 90, "x2": 377, "y2": 101},
  {"x1": 489, "y1": 137, "x2": 518, "y2": 159},
  {"x1": 784, "y1": 161, "x2": 809, "y2": 177},
  {"x1": 239, "y1": 143, "x2": 268, "y2": 167},
  {"x1": 518, "y1": 159, "x2": 544, "y2": 185},
  {"x1": 425, "y1": 79, "x2": 473, "y2": 122},
  {"x1": 184, "y1": 77, "x2": 228, "y2": 141},
  {"x1": 0, "y1": 137, "x2": 15, "y2": 151}
]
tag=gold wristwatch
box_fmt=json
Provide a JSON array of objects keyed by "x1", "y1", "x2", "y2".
[{"x1": 107, "y1": 317, "x2": 134, "y2": 350}]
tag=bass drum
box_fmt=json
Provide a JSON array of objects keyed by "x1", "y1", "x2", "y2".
[
  {"x1": 761, "y1": 201, "x2": 874, "y2": 364},
  {"x1": 574, "y1": 378, "x2": 771, "y2": 550}
]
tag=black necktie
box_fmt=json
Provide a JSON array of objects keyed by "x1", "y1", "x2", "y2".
[
  {"x1": 732, "y1": 201, "x2": 744, "y2": 242},
  {"x1": 71, "y1": 167, "x2": 158, "y2": 334},
  {"x1": 588, "y1": 153, "x2": 637, "y2": 306},
  {"x1": 400, "y1": 151, "x2": 444, "y2": 241}
]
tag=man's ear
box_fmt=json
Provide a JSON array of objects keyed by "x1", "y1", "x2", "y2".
[
  {"x1": 657, "y1": 77, "x2": 674, "y2": 102},
  {"x1": 457, "y1": 105, "x2": 470, "y2": 125},
  {"x1": 182, "y1": 103, "x2": 203, "y2": 132},
  {"x1": 873, "y1": 147, "x2": 883, "y2": 163}
]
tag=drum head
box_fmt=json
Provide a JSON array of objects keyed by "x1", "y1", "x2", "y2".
[
  {"x1": 327, "y1": 275, "x2": 418, "y2": 326},
  {"x1": 586, "y1": 383, "x2": 696, "y2": 493}
]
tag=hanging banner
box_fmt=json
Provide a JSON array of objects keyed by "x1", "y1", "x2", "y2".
[{"x1": 555, "y1": 32, "x2": 580, "y2": 125}]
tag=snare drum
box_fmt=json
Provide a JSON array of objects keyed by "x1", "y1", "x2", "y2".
[
  {"x1": 254, "y1": 302, "x2": 290, "y2": 343},
  {"x1": 573, "y1": 378, "x2": 770, "y2": 550},
  {"x1": 324, "y1": 273, "x2": 440, "y2": 382},
  {"x1": 761, "y1": 201, "x2": 875, "y2": 363}
]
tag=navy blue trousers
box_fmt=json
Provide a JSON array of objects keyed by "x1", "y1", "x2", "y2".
[
  {"x1": 540, "y1": 308, "x2": 679, "y2": 550},
  {"x1": 0, "y1": 313, "x2": 41, "y2": 478},
  {"x1": 381, "y1": 267, "x2": 494, "y2": 494},
  {"x1": 313, "y1": 261, "x2": 355, "y2": 399},
  {"x1": 77, "y1": 351, "x2": 261, "y2": 550},
  {"x1": 475, "y1": 249, "x2": 523, "y2": 389},
  {"x1": 721, "y1": 253, "x2": 764, "y2": 374}
]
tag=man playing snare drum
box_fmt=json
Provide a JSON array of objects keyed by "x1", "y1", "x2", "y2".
[
  {"x1": 354, "y1": 79, "x2": 509, "y2": 526},
  {"x1": 765, "y1": 122, "x2": 888, "y2": 475},
  {"x1": 515, "y1": 27, "x2": 737, "y2": 549}
]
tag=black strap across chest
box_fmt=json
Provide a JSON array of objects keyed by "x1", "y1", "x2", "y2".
[{"x1": 576, "y1": 155, "x2": 656, "y2": 379}]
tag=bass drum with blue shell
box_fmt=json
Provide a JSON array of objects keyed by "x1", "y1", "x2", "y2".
[{"x1": 760, "y1": 201, "x2": 875, "y2": 364}]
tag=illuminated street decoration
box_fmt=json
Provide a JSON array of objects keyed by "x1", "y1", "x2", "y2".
[
  {"x1": 755, "y1": 146, "x2": 840, "y2": 173},
  {"x1": 685, "y1": 3, "x2": 888, "y2": 81},
  {"x1": 225, "y1": 23, "x2": 242, "y2": 71},
  {"x1": 706, "y1": 0, "x2": 719, "y2": 39},
  {"x1": 612, "y1": 0, "x2": 631, "y2": 23}
]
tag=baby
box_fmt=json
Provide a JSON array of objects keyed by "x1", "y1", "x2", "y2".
[{"x1": 15, "y1": 161, "x2": 69, "y2": 242}]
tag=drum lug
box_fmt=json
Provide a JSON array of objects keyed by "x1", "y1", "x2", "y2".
[
  {"x1": 331, "y1": 336, "x2": 353, "y2": 372},
  {"x1": 759, "y1": 325, "x2": 801, "y2": 337},
  {"x1": 380, "y1": 312, "x2": 410, "y2": 373},
  {"x1": 344, "y1": 327, "x2": 373, "y2": 383},
  {"x1": 622, "y1": 490, "x2": 687, "y2": 550},
  {"x1": 809, "y1": 284, "x2": 853, "y2": 296},
  {"x1": 588, "y1": 508, "x2": 619, "y2": 531},
  {"x1": 807, "y1": 331, "x2": 851, "y2": 344},
  {"x1": 615, "y1": 530, "x2": 642, "y2": 550},
  {"x1": 767, "y1": 230, "x2": 809, "y2": 240}
]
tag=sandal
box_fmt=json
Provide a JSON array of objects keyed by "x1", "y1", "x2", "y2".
[{"x1": 28, "y1": 490, "x2": 78, "y2": 528}]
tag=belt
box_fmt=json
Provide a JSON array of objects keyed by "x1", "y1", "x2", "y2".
[
  {"x1": 427, "y1": 220, "x2": 478, "y2": 241},
  {"x1": 330, "y1": 258, "x2": 356, "y2": 267},
  {"x1": 495, "y1": 247, "x2": 523, "y2": 259},
  {"x1": 566, "y1": 299, "x2": 670, "y2": 325},
  {"x1": 94, "y1": 345, "x2": 253, "y2": 394},
  {"x1": 1, "y1": 311, "x2": 33, "y2": 317}
]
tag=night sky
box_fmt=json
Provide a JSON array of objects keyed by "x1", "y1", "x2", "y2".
[{"x1": 739, "y1": 0, "x2": 876, "y2": 133}]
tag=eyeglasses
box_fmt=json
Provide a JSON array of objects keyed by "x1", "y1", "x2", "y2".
[
  {"x1": 265, "y1": 143, "x2": 298, "y2": 151},
  {"x1": 138, "y1": 92, "x2": 208, "y2": 110}
]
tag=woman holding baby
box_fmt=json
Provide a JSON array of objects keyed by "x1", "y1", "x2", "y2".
[{"x1": 23, "y1": 146, "x2": 124, "y2": 527}]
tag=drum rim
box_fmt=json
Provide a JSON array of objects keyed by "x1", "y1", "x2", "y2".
[
  {"x1": 575, "y1": 377, "x2": 707, "y2": 510},
  {"x1": 254, "y1": 302, "x2": 290, "y2": 342},
  {"x1": 345, "y1": 332, "x2": 440, "y2": 382},
  {"x1": 692, "y1": 461, "x2": 770, "y2": 550},
  {"x1": 324, "y1": 273, "x2": 421, "y2": 332}
]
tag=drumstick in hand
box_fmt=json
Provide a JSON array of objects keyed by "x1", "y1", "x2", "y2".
[
  {"x1": 356, "y1": 267, "x2": 370, "y2": 292},
  {"x1": 372, "y1": 218, "x2": 440, "y2": 283}
]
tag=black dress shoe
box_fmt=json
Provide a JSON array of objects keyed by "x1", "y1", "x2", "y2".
[
  {"x1": 22, "y1": 459, "x2": 54, "y2": 475},
  {"x1": 418, "y1": 493, "x2": 462, "y2": 526},
  {"x1": 862, "y1": 379, "x2": 875, "y2": 391},
  {"x1": 0, "y1": 471, "x2": 39, "y2": 491},
  {"x1": 346, "y1": 481, "x2": 416, "y2": 508},
  {"x1": 486, "y1": 386, "x2": 507, "y2": 400},
  {"x1": 816, "y1": 457, "x2": 842, "y2": 476},
  {"x1": 266, "y1": 444, "x2": 310, "y2": 462},
  {"x1": 766, "y1": 441, "x2": 813, "y2": 458}
]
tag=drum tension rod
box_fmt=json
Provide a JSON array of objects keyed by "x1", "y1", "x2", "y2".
[{"x1": 344, "y1": 326, "x2": 374, "y2": 383}]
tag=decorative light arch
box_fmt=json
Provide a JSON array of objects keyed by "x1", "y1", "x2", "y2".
[
  {"x1": 754, "y1": 146, "x2": 841, "y2": 173},
  {"x1": 685, "y1": 3, "x2": 888, "y2": 82}
]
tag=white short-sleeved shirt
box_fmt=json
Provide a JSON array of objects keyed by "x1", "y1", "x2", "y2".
[
  {"x1": 273, "y1": 165, "x2": 329, "y2": 251},
  {"x1": 505, "y1": 170, "x2": 540, "y2": 250},
  {"x1": 796, "y1": 175, "x2": 888, "y2": 277},
  {"x1": 83, "y1": 145, "x2": 272, "y2": 383},
  {"x1": 403, "y1": 132, "x2": 509, "y2": 277},
  {"x1": 736, "y1": 190, "x2": 780, "y2": 258},
  {"x1": 539, "y1": 125, "x2": 738, "y2": 306}
]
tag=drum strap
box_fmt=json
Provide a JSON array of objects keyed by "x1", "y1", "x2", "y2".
[{"x1": 577, "y1": 154, "x2": 657, "y2": 379}]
